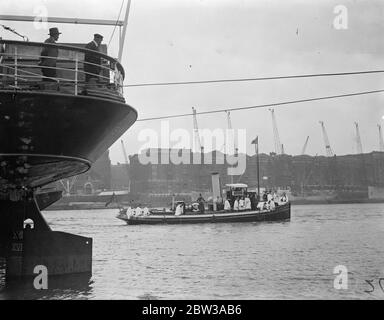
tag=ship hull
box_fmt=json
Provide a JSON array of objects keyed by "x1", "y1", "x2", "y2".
[
  {"x1": 35, "y1": 189, "x2": 63, "y2": 210},
  {"x1": 0, "y1": 90, "x2": 137, "y2": 189}
]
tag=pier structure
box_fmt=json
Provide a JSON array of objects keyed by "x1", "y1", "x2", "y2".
[{"x1": 0, "y1": 38, "x2": 137, "y2": 279}]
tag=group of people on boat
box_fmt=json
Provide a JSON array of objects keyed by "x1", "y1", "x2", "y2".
[
  {"x1": 38, "y1": 27, "x2": 104, "y2": 82},
  {"x1": 222, "y1": 190, "x2": 288, "y2": 212},
  {"x1": 121, "y1": 206, "x2": 150, "y2": 218},
  {"x1": 257, "y1": 190, "x2": 289, "y2": 211},
  {"x1": 171, "y1": 190, "x2": 289, "y2": 216},
  {"x1": 224, "y1": 196, "x2": 252, "y2": 211},
  {"x1": 119, "y1": 189, "x2": 289, "y2": 219}
]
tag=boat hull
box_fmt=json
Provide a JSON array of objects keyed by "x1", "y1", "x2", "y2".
[{"x1": 119, "y1": 203, "x2": 291, "y2": 225}]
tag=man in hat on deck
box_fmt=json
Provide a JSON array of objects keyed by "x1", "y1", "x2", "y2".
[
  {"x1": 39, "y1": 27, "x2": 61, "y2": 81},
  {"x1": 84, "y1": 34, "x2": 104, "y2": 82}
]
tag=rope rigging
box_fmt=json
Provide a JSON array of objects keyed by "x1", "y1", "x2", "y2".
[{"x1": 108, "y1": 0, "x2": 125, "y2": 47}]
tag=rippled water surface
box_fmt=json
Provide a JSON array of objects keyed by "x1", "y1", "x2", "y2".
[{"x1": 1, "y1": 203, "x2": 384, "y2": 299}]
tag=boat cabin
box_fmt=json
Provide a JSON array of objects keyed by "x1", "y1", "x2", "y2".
[{"x1": 225, "y1": 183, "x2": 248, "y2": 203}]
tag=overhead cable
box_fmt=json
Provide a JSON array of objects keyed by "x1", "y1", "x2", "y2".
[
  {"x1": 124, "y1": 69, "x2": 384, "y2": 88},
  {"x1": 136, "y1": 88, "x2": 384, "y2": 122}
]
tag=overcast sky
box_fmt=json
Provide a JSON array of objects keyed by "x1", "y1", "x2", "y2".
[{"x1": 1, "y1": 0, "x2": 384, "y2": 163}]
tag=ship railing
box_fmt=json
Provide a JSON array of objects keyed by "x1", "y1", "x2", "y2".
[{"x1": 0, "y1": 39, "x2": 125, "y2": 101}]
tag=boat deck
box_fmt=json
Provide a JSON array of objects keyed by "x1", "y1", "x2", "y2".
[{"x1": 0, "y1": 39, "x2": 125, "y2": 102}]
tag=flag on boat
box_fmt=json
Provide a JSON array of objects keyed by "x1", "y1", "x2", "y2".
[{"x1": 251, "y1": 136, "x2": 259, "y2": 153}]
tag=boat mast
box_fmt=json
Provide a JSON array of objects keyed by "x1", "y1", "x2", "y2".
[{"x1": 252, "y1": 136, "x2": 260, "y2": 200}]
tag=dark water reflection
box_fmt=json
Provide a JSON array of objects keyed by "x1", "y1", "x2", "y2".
[{"x1": 1, "y1": 203, "x2": 384, "y2": 300}]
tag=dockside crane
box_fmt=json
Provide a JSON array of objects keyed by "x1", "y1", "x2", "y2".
[
  {"x1": 192, "y1": 107, "x2": 205, "y2": 188},
  {"x1": 269, "y1": 108, "x2": 283, "y2": 155},
  {"x1": 192, "y1": 107, "x2": 204, "y2": 154},
  {"x1": 226, "y1": 111, "x2": 239, "y2": 184},
  {"x1": 354, "y1": 122, "x2": 363, "y2": 154},
  {"x1": 319, "y1": 121, "x2": 334, "y2": 157},
  {"x1": 226, "y1": 111, "x2": 238, "y2": 156},
  {"x1": 121, "y1": 139, "x2": 131, "y2": 192},
  {"x1": 59, "y1": 176, "x2": 78, "y2": 196},
  {"x1": 301, "y1": 136, "x2": 310, "y2": 155},
  {"x1": 378, "y1": 124, "x2": 384, "y2": 152}
]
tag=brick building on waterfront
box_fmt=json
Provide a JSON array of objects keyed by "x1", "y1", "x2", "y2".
[
  {"x1": 127, "y1": 149, "x2": 384, "y2": 198},
  {"x1": 53, "y1": 148, "x2": 384, "y2": 200}
]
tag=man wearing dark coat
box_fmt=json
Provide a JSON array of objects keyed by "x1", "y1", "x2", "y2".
[
  {"x1": 39, "y1": 27, "x2": 61, "y2": 81},
  {"x1": 250, "y1": 193, "x2": 257, "y2": 210},
  {"x1": 197, "y1": 194, "x2": 205, "y2": 214},
  {"x1": 84, "y1": 34, "x2": 103, "y2": 82}
]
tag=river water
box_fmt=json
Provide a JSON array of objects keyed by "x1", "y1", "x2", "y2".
[{"x1": 0, "y1": 203, "x2": 384, "y2": 300}]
